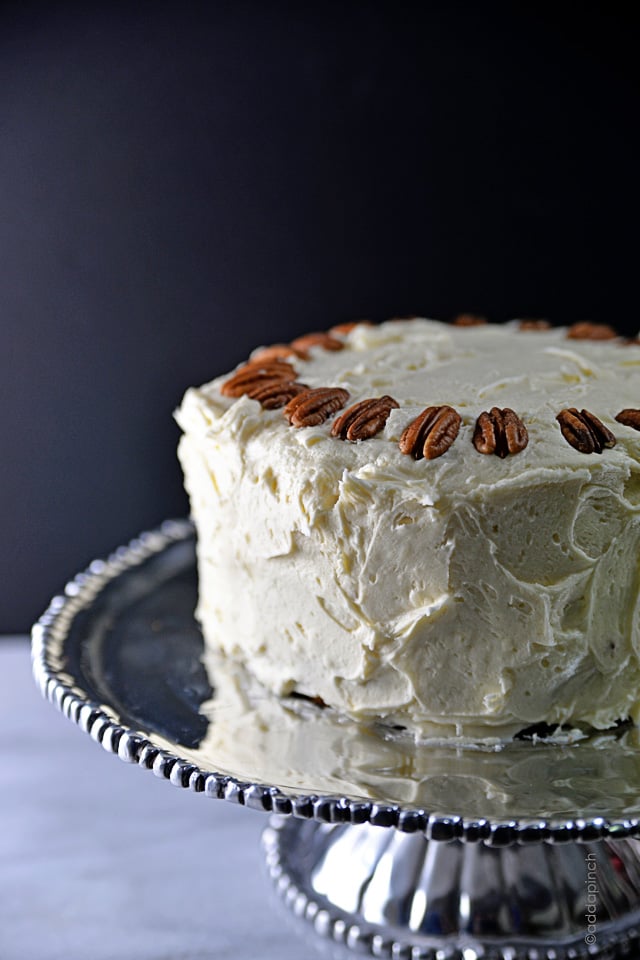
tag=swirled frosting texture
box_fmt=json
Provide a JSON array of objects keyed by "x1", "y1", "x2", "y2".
[{"x1": 176, "y1": 319, "x2": 640, "y2": 738}]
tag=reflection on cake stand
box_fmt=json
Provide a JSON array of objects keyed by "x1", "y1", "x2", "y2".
[{"x1": 32, "y1": 520, "x2": 640, "y2": 959}]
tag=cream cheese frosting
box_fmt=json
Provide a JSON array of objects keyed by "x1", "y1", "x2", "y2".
[{"x1": 176, "y1": 319, "x2": 640, "y2": 739}]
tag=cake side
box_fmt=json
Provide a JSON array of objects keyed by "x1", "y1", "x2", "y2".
[{"x1": 176, "y1": 319, "x2": 640, "y2": 738}]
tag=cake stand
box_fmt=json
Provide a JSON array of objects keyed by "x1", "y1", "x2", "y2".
[{"x1": 32, "y1": 520, "x2": 640, "y2": 960}]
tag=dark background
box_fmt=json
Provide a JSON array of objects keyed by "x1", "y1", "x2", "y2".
[{"x1": 1, "y1": 1, "x2": 638, "y2": 633}]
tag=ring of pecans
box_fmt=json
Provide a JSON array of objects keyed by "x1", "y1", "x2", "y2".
[
  {"x1": 219, "y1": 328, "x2": 633, "y2": 459},
  {"x1": 236, "y1": 316, "x2": 635, "y2": 376}
]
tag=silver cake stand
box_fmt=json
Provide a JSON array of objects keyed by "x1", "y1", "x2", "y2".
[{"x1": 32, "y1": 520, "x2": 640, "y2": 960}]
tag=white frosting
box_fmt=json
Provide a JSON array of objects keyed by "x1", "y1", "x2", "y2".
[{"x1": 176, "y1": 319, "x2": 640, "y2": 738}]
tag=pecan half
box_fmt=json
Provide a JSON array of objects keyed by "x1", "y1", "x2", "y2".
[
  {"x1": 250, "y1": 344, "x2": 304, "y2": 364},
  {"x1": 615, "y1": 408, "x2": 640, "y2": 432},
  {"x1": 246, "y1": 380, "x2": 309, "y2": 410},
  {"x1": 289, "y1": 332, "x2": 344, "y2": 359},
  {"x1": 284, "y1": 386, "x2": 350, "y2": 428},
  {"x1": 566, "y1": 321, "x2": 617, "y2": 341},
  {"x1": 331, "y1": 396, "x2": 399, "y2": 441},
  {"x1": 399, "y1": 405, "x2": 461, "y2": 460},
  {"x1": 556, "y1": 408, "x2": 616, "y2": 454},
  {"x1": 220, "y1": 360, "x2": 297, "y2": 397},
  {"x1": 472, "y1": 407, "x2": 529, "y2": 458},
  {"x1": 329, "y1": 320, "x2": 373, "y2": 336},
  {"x1": 452, "y1": 313, "x2": 487, "y2": 327},
  {"x1": 519, "y1": 319, "x2": 551, "y2": 331}
]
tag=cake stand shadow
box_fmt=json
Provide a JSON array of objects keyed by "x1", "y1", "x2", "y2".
[{"x1": 32, "y1": 520, "x2": 640, "y2": 960}]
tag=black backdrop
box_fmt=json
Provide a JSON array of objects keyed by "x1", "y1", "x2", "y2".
[{"x1": 2, "y1": 1, "x2": 638, "y2": 632}]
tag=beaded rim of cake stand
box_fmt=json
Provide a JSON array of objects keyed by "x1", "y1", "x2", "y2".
[{"x1": 30, "y1": 517, "x2": 640, "y2": 845}]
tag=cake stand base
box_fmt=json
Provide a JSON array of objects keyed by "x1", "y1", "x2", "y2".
[{"x1": 263, "y1": 818, "x2": 640, "y2": 959}]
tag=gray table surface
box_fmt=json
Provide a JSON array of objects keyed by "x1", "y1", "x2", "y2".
[{"x1": 1, "y1": 637, "x2": 350, "y2": 960}]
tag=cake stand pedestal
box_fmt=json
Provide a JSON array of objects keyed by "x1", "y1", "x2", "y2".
[
  {"x1": 264, "y1": 819, "x2": 640, "y2": 958},
  {"x1": 32, "y1": 520, "x2": 640, "y2": 960}
]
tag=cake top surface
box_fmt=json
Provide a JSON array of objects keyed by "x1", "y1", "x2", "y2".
[{"x1": 177, "y1": 318, "x2": 640, "y2": 503}]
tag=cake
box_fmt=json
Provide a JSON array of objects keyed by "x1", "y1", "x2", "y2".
[
  {"x1": 163, "y1": 655, "x2": 640, "y2": 816},
  {"x1": 175, "y1": 317, "x2": 640, "y2": 740}
]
